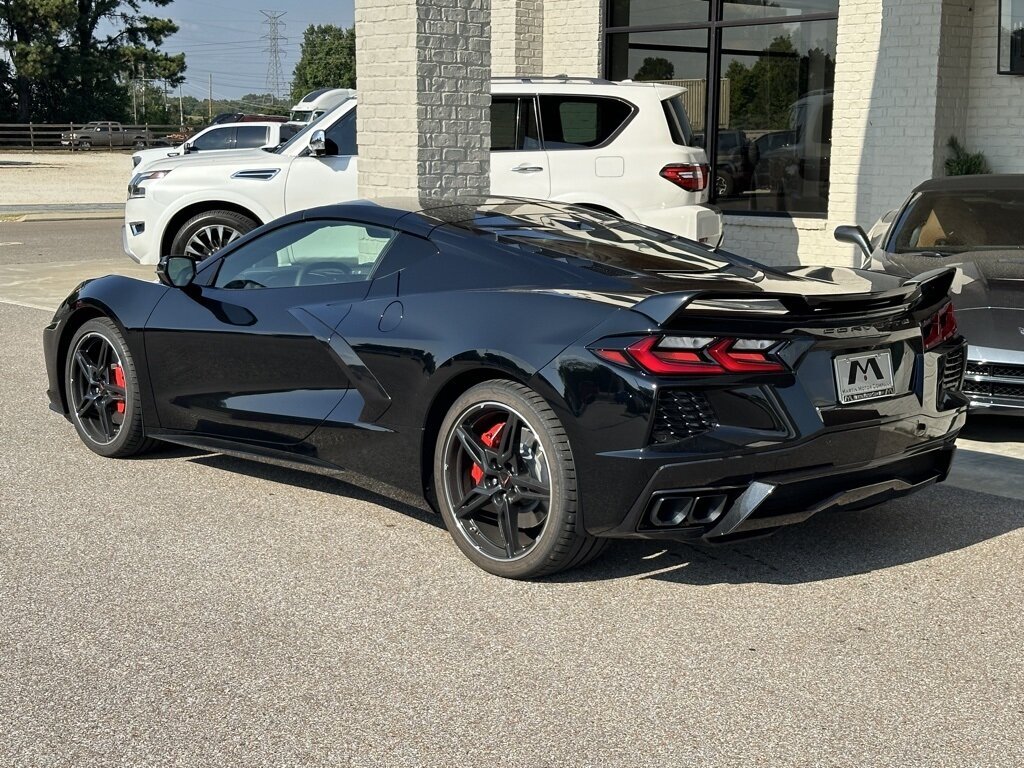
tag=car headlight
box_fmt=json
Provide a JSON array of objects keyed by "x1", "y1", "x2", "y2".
[{"x1": 127, "y1": 169, "x2": 172, "y2": 199}]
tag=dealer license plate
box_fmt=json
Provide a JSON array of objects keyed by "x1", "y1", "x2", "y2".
[{"x1": 833, "y1": 350, "x2": 896, "y2": 405}]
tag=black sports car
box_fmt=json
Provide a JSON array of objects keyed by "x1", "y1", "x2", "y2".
[
  {"x1": 45, "y1": 199, "x2": 968, "y2": 578},
  {"x1": 838, "y1": 175, "x2": 1024, "y2": 415}
]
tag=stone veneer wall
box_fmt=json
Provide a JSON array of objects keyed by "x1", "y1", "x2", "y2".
[
  {"x1": 356, "y1": 0, "x2": 491, "y2": 199},
  {"x1": 492, "y1": 0, "x2": 543, "y2": 76}
]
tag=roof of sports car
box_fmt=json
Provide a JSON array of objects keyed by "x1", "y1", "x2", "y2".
[{"x1": 914, "y1": 174, "x2": 1024, "y2": 193}]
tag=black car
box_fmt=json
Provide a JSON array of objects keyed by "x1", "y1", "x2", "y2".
[
  {"x1": 837, "y1": 175, "x2": 1024, "y2": 416},
  {"x1": 44, "y1": 199, "x2": 967, "y2": 578}
]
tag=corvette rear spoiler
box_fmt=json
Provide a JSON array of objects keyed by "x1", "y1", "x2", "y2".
[{"x1": 631, "y1": 267, "x2": 956, "y2": 326}]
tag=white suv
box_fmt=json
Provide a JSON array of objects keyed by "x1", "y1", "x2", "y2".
[{"x1": 124, "y1": 80, "x2": 721, "y2": 265}]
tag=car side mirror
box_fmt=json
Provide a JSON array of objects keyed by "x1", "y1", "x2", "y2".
[
  {"x1": 834, "y1": 225, "x2": 874, "y2": 265},
  {"x1": 309, "y1": 129, "x2": 327, "y2": 157},
  {"x1": 183, "y1": 142, "x2": 195, "y2": 155},
  {"x1": 157, "y1": 255, "x2": 196, "y2": 288}
]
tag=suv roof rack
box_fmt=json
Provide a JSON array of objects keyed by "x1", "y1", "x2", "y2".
[{"x1": 491, "y1": 75, "x2": 615, "y2": 85}]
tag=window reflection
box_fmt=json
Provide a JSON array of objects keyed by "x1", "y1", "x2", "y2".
[
  {"x1": 717, "y1": 20, "x2": 836, "y2": 214},
  {"x1": 607, "y1": 29, "x2": 709, "y2": 132},
  {"x1": 604, "y1": 3, "x2": 838, "y2": 217}
]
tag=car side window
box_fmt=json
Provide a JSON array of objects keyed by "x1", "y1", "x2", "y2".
[
  {"x1": 491, "y1": 97, "x2": 541, "y2": 151},
  {"x1": 323, "y1": 110, "x2": 357, "y2": 156},
  {"x1": 235, "y1": 125, "x2": 269, "y2": 148},
  {"x1": 537, "y1": 95, "x2": 632, "y2": 149},
  {"x1": 214, "y1": 220, "x2": 395, "y2": 290},
  {"x1": 193, "y1": 127, "x2": 233, "y2": 151},
  {"x1": 491, "y1": 98, "x2": 519, "y2": 151}
]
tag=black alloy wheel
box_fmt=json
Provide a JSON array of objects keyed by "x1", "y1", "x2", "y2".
[
  {"x1": 65, "y1": 318, "x2": 155, "y2": 458},
  {"x1": 435, "y1": 380, "x2": 606, "y2": 579}
]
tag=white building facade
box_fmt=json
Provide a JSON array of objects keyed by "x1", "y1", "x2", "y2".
[{"x1": 356, "y1": 0, "x2": 1024, "y2": 267}]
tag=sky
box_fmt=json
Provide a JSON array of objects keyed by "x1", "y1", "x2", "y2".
[{"x1": 163, "y1": 0, "x2": 355, "y2": 104}]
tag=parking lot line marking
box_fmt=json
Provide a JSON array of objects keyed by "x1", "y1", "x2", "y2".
[{"x1": 0, "y1": 297, "x2": 52, "y2": 311}]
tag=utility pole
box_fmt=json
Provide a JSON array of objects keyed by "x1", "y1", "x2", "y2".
[
  {"x1": 178, "y1": 83, "x2": 184, "y2": 126},
  {"x1": 261, "y1": 10, "x2": 287, "y2": 105},
  {"x1": 208, "y1": 73, "x2": 213, "y2": 120}
]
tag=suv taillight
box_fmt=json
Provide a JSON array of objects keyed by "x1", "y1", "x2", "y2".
[{"x1": 660, "y1": 163, "x2": 710, "y2": 192}]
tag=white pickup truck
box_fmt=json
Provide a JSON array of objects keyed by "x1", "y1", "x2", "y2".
[{"x1": 124, "y1": 80, "x2": 723, "y2": 265}]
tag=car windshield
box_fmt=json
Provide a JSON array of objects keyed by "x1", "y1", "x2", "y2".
[
  {"x1": 452, "y1": 203, "x2": 737, "y2": 275},
  {"x1": 892, "y1": 188, "x2": 1024, "y2": 253},
  {"x1": 289, "y1": 110, "x2": 314, "y2": 123},
  {"x1": 275, "y1": 107, "x2": 344, "y2": 154}
]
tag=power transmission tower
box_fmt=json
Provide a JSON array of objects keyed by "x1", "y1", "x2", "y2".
[{"x1": 261, "y1": 10, "x2": 287, "y2": 106}]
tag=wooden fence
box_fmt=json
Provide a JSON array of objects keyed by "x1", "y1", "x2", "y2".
[{"x1": 0, "y1": 123, "x2": 182, "y2": 151}]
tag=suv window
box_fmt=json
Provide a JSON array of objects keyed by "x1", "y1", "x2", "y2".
[
  {"x1": 537, "y1": 96, "x2": 633, "y2": 149},
  {"x1": 215, "y1": 220, "x2": 395, "y2": 289},
  {"x1": 235, "y1": 125, "x2": 269, "y2": 148},
  {"x1": 323, "y1": 110, "x2": 356, "y2": 156},
  {"x1": 491, "y1": 97, "x2": 540, "y2": 151},
  {"x1": 193, "y1": 127, "x2": 233, "y2": 151},
  {"x1": 662, "y1": 96, "x2": 694, "y2": 146}
]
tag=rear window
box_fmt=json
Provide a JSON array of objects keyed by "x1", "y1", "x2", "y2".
[
  {"x1": 893, "y1": 189, "x2": 1024, "y2": 253},
  {"x1": 538, "y1": 96, "x2": 633, "y2": 149},
  {"x1": 455, "y1": 204, "x2": 732, "y2": 274},
  {"x1": 662, "y1": 96, "x2": 694, "y2": 146}
]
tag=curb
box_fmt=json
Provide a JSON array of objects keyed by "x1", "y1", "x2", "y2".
[{"x1": 0, "y1": 210, "x2": 122, "y2": 223}]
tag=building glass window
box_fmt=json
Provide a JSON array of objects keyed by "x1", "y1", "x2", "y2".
[
  {"x1": 1000, "y1": 0, "x2": 1024, "y2": 74},
  {"x1": 606, "y1": 0, "x2": 838, "y2": 217}
]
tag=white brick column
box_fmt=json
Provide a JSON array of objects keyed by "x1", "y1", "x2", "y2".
[
  {"x1": 355, "y1": 0, "x2": 491, "y2": 199},
  {"x1": 492, "y1": 0, "x2": 543, "y2": 76},
  {"x1": 825, "y1": 0, "x2": 971, "y2": 263},
  {"x1": 543, "y1": 0, "x2": 604, "y2": 76}
]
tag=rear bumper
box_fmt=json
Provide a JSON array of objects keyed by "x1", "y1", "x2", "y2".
[
  {"x1": 635, "y1": 204, "x2": 723, "y2": 247},
  {"x1": 600, "y1": 436, "x2": 956, "y2": 541},
  {"x1": 586, "y1": 410, "x2": 964, "y2": 541}
]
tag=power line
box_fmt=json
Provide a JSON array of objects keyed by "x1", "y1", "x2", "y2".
[{"x1": 261, "y1": 10, "x2": 287, "y2": 106}]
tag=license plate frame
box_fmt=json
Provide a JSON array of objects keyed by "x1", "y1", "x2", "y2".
[{"x1": 833, "y1": 350, "x2": 897, "y2": 405}]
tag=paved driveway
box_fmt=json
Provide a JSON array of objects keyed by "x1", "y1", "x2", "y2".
[{"x1": 1, "y1": 220, "x2": 1022, "y2": 767}]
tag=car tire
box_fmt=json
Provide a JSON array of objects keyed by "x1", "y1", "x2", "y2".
[
  {"x1": 434, "y1": 379, "x2": 607, "y2": 579},
  {"x1": 65, "y1": 318, "x2": 156, "y2": 458},
  {"x1": 80, "y1": 140, "x2": 91, "y2": 151},
  {"x1": 169, "y1": 209, "x2": 258, "y2": 261}
]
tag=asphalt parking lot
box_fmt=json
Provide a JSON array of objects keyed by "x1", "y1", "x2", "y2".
[{"x1": 2, "y1": 218, "x2": 1023, "y2": 766}]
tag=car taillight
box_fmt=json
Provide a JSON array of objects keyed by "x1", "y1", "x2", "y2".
[
  {"x1": 593, "y1": 335, "x2": 785, "y2": 375},
  {"x1": 922, "y1": 303, "x2": 958, "y2": 350},
  {"x1": 660, "y1": 163, "x2": 710, "y2": 192}
]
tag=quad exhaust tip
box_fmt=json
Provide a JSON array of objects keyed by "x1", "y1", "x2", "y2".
[{"x1": 647, "y1": 493, "x2": 728, "y2": 529}]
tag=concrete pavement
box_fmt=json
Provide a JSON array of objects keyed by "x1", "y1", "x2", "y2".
[{"x1": 1, "y1": 219, "x2": 1023, "y2": 766}]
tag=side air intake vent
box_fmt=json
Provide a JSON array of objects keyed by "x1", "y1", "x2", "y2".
[{"x1": 650, "y1": 389, "x2": 717, "y2": 444}]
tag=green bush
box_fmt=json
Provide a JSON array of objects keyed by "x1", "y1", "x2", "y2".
[{"x1": 945, "y1": 136, "x2": 991, "y2": 176}]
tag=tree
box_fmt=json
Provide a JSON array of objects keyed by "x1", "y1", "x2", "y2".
[
  {"x1": 0, "y1": 0, "x2": 185, "y2": 122},
  {"x1": 290, "y1": 24, "x2": 355, "y2": 103},
  {"x1": 723, "y1": 35, "x2": 834, "y2": 132},
  {"x1": 633, "y1": 57, "x2": 674, "y2": 82}
]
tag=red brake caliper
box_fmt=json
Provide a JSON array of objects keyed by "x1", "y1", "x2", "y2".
[
  {"x1": 111, "y1": 364, "x2": 126, "y2": 414},
  {"x1": 469, "y1": 421, "x2": 505, "y2": 485}
]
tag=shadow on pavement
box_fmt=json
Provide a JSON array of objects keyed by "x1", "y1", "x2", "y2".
[
  {"x1": 959, "y1": 414, "x2": 1024, "y2": 444},
  {"x1": 562, "y1": 484, "x2": 1024, "y2": 586},
  {"x1": 189, "y1": 453, "x2": 444, "y2": 531}
]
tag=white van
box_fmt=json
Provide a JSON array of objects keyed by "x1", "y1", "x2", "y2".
[{"x1": 288, "y1": 88, "x2": 356, "y2": 124}]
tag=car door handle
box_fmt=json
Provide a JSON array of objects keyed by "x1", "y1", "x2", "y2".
[{"x1": 511, "y1": 164, "x2": 544, "y2": 173}]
